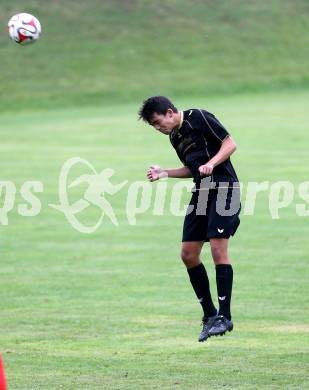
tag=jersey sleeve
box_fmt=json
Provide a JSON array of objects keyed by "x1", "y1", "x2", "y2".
[{"x1": 197, "y1": 109, "x2": 230, "y2": 142}]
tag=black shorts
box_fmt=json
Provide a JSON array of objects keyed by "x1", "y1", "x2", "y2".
[{"x1": 182, "y1": 186, "x2": 241, "y2": 242}]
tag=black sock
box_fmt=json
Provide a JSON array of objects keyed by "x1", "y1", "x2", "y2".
[
  {"x1": 187, "y1": 263, "x2": 217, "y2": 318},
  {"x1": 216, "y1": 264, "x2": 233, "y2": 320}
]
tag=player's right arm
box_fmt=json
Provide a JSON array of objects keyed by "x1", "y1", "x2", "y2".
[{"x1": 147, "y1": 165, "x2": 192, "y2": 182}]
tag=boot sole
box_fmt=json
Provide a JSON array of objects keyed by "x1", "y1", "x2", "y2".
[{"x1": 209, "y1": 324, "x2": 233, "y2": 337}]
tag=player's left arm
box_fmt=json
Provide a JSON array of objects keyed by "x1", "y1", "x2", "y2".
[{"x1": 199, "y1": 136, "x2": 237, "y2": 176}]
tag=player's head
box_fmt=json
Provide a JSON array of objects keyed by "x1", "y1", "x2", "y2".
[{"x1": 138, "y1": 96, "x2": 179, "y2": 134}]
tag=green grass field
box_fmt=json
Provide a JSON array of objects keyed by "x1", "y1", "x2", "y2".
[
  {"x1": 0, "y1": 90, "x2": 308, "y2": 389},
  {"x1": 1, "y1": 0, "x2": 309, "y2": 388}
]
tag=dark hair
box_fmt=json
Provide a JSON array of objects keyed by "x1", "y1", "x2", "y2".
[{"x1": 138, "y1": 96, "x2": 178, "y2": 123}]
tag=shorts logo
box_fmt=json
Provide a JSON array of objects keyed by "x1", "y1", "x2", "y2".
[
  {"x1": 217, "y1": 228, "x2": 224, "y2": 233},
  {"x1": 218, "y1": 296, "x2": 226, "y2": 301}
]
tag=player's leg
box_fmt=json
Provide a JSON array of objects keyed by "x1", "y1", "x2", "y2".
[
  {"x1": 210, "y1": 238, "x2": 233, "y2": 318},
  {"x1": 208, "y1": 238, "x2": 234, "y2": 336},
  {"x1": 182, "y1": 191, "x2": 219, "y2": 341},
  {"x1": 181, "y1": 241, "x2": 217, "y2": 318},
  {"x1": 181, "y1": 241, "x2": 218, "y2": 342},
  {"x1": 205, "y1": 185, "x2": 240, "y2": 336}
]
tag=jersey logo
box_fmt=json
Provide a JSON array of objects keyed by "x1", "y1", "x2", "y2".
[{"x1": 217, "y1": 228, "x2": 224, "y2": 233}]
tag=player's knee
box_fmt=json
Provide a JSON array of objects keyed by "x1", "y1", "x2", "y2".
[
  {"x1": 211, "y1": 245, "x2": 228, "y2": 264},
  {"x1": 180, "y1": 249, "x2": 199, "y2": 268}
]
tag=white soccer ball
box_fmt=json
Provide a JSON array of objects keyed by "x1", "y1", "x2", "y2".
[{"x1": 8, "y1": 13, "x2": 41, "y2": 45}]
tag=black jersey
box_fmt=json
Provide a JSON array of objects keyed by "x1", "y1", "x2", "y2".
[{"x1": 169, "y1": 109, "x2": 239, "y2": 186}]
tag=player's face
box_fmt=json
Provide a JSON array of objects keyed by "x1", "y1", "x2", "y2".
[{"x1": 150, "y1": 110, "x2": 175, "y2": 134}]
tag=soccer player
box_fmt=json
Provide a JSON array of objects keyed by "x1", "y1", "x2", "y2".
[{"x1": 138, "y1": 96, "x2": 241, "y2": 342}]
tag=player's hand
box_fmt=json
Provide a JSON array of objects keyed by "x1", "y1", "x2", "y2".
[
  {"x1": 199, "y1": 163, "x2": 214, "y2": 176},
  {"x1": 147, "y1": 165, "x2": 166, "y2": 182}
]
